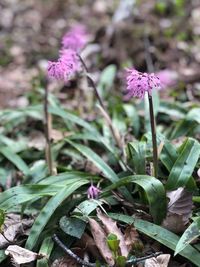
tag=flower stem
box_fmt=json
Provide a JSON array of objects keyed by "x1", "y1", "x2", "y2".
[
  {"x1": 79, "y1": 55, "x2": 122, "y2": 150},
  {"x1": 148, "y1": 93, "x2": 158, "y2": 178},
  {"x1": 44, "y1": 79, "x2": 54, "y2": 175}
]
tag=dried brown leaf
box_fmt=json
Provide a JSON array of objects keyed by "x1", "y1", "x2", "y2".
[
  {"x1": 162, "y1": 213, "x2": 187, "y2": 233},
  {"x1": 5, "y1": 245, "x2": 44, "y2": 264},
  {"x1": 97, "y1": 210, "x2": 128, "y2": 257},
  {"x1": 51, "y1": 257, "x2": 78, "y2": 267},
  {"x1": 144, "y1": 254, "x2": 170, "y2": 267},
  {"x1": 167, "y1": 187, "x2": 192, "y2": 223},
  {"x1": 76, "y1": 233, "x2": 102, "y2": 260},
  {"x1": 0, "y1": 214, "x2": 33, "y2": 248},
  {"x1": 88, "y1": 218, "x2": 114, "y2": 266},
  {"x1": 124, "y1": 225, "x2": 143, "y2": 253},
  {"x1": 162, "y1": 188, "x2": 193, "y2": 233}
]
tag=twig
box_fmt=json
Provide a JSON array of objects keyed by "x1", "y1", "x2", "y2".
[
  {"x1": 126, "y1": 252, "x2": 163, "y2": 265},
  {"x1": 44, "y1": 78, "x2": 54, "y2": 175},
  {"x1": 52, "y1": 234, "x2": 96, "y2": 267},
  {"x1": 0, "y1": 231, "x2": 15, "y2": 244}
]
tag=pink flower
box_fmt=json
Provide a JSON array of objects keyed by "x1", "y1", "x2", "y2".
[
  {"x1": 156, "y1": 69, "x2": 178, "y2": 88},
  {"x1": 87, "y1": 184, "x2": 101, "y2": 199},
  {"x1": 125, "y1": 69, "x2": 161, "y2": 99},
  {"x1": 62, "y1": 25, "x2": 89, "y2": 52},
  {"x1": 47, "y1": 49, "x2": 80, "y2": 81}
]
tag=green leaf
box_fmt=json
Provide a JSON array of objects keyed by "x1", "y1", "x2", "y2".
[
  {"x1": 107, "y1": 233, "x2": 120, "y2": 253},
  {"x1": 0, "y1": 146, "x2": 29, "y2": 175},
  {"x1": 0, "y1": 179, "x2": 83, "y2": 209},
  {"x1": 37, "y1": 236, "x2": 54, "y2": 267},
  {"x1": 0, "y1": 185, "x2": 56, "y2": 209},
  {"x1": 0, "y1": 209, "x2": 5, "y2": 230},
  {"x1": 123, "y1": 104, "x2": 140, "y2": 137},
  {"x1": 0, "y1": 135, "x2": 27, "y2": 153},
  {"x1": 38, "y1": 171, "x2": 97, "y2": 185},
  {"x1": 170, "y1": 120, "x2": 197, "y2": 140},
  {"x1": 186, "y1": 108, "x2": 200, "y2": 124},
  {"x1": 109, "y1": 213, "x2": 200, "y2": 267},
  {"x1": 25, "y1": 179, "x2": 89, "y2": 250},
  {"x1": 127, "y1": 141, "x2": 146, "y2": 174},
  {"x1": 59, "y1": 216, "x2": 86, "y2": 239},
  {"x1": 0, "y1": 250, "x2": 6, "y2": 264},
  {"x1": 49, "y1": 105, "x2": 98, "y2": 135},
  {"x1": 66, "y1": 141, "x2": 118, "y2": 183},
  {"x1": 159, "y1": 101, "x2": 186, "y2": 120},
  {"x1": 49, "y1": 105, "x2": 114, "y2": 154},
  {"x1": 105, "y1": 175, "x2": 167, "y2": 224},
  {"x1": 169, "y1": 108, "x2": 200, "y2": 139},
  {"x1": 160, "y1": 140, "x2": 178, "y2": 171},
  {"x1": 73, "y1": 199, "x2": 103, "y2": 216},
  {"x1": 160, "y1": 139, "x2": 196, "y2": 190},
  {"x1": 27, "y1": 160, "x2": 48, "y2": 183},
  {"x1": 97, "y1": 64, "x2": 117, "y2": 98},
  {"x1": 66, "y1": 140, "x2": 133, "y2": 202},
  {"x1": 166, "y1": 138, "x2": 200, "y2": 190},
  {"x1": 175, "y1": 217, "x2": 200, "y2": 255},
  {"x1": 116, "y1": 256, "x2": 126, "y2": 267}
]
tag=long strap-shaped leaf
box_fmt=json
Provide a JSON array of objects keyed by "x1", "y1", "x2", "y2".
[
  {"x1": 49, "y1": 105, "x2": 98, "y2": 135},
  {"x1": 36, "y1": 236, "x2": 54, "y2": 267},
  {"x1": 105, "y1": 175, "x2": 166, "y2": 224},
  {"x1": 25, "y1": 179, "x2": 89, "y2": 250},
  {"x1": 175, "y1": 217, "x2": 200, "y2": 255},
  {"x1": 0, "y1": 146, "x2": 29, "y2": 175},
  {"x1": 166, "y1": 138, "x2": 200, "y2": 190},
  {"x1": 66, "y1": 140, "x2": 133, "y2": 202},
  {"x1": 0, "y1": 178, "x2": 84, "y2": 209},
  {"x1": 49, "y1": 105, "x2": 115, "y2": 154},
  {"x1": 109, "y1": 213, "x2": 200, "y2": 267}
]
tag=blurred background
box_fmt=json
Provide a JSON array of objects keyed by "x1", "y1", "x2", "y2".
[{"x1": 0, "y1": 0, "x2": 200, "y2": 108}]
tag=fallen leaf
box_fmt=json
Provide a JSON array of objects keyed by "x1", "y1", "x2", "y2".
[
  {"x1": 0, "y1": 214, "x2": 33, "y2": 248},
  {"x1": 162, "y1": 213, "x2": 187, "y2": 233},
  {"x1": 162, "y1": 188, "x2": 193, "y2": 233},
  {"x1": 167, "y1": 187, "x2": 193, "y2": 224},
  {"x1": 97, "y1": 210, "x2": 128, "y2": 257},
  {"x1": 144, "y1": 254, "x2": 170, "y2": 267},
  {"x1": 28, "y1": 131, "x2": 46, "y2": 150},
  {"x1": 5, "y1": 245, "x2": 44, "y2": 264},
  {"x1": 124, "y1": 225, "x2": 143, "y2": 253},
  {"x1": 51, "y1": 257, "x2": 79, "y2": 267},
  {"x1": 88, "y1": 218, "x2": 114, "y2": 265},
  {"x1": 76, "y1": 233, "x2": 102, "y2": 261}
]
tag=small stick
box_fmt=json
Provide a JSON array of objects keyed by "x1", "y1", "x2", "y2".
[
  {"x1": 126, "y1": 252, "x2": 163, "y2": 265},
  {"x1": 52, "y1": 234, "x2": 96, "y2": 267}
]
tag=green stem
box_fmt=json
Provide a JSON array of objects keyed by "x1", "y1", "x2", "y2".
[{"x1": 148, "y1": 93, "x2": 158, "y2": 178}]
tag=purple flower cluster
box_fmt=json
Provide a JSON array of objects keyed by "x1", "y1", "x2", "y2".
[
  {"x1": 125, "y1": 69, "x2": 161, "y2": 99},
  {"x1": 47, "y1": 25, "x2": 89, "y2": 81},
  {"x1": 48, "y1": 49, "x2": 80, "y2": 81},
  {"x1": 62, "y1": 25, "x2": 89, "y2": 52},
  {"x1": 87, "y1": 184, "x2": 101, "y2": 199}
]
